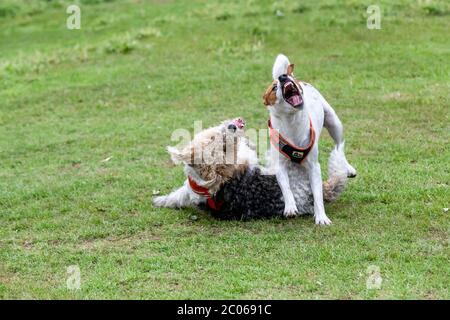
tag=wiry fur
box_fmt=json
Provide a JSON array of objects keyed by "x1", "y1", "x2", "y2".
[
  {"x1": 204, "y1": 167, "x2": 312, "y2": 220},
  {"x1": 153, "y1": 119, "x2": 254, "y2": 209}
]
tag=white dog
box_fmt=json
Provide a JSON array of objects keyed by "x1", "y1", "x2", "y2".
[
  {"x1": 263, "y1": 54, "x2": 356, "y2": 225},
  {"x1": 153, "y1": 117, "x2": 349, "y2": 221}
]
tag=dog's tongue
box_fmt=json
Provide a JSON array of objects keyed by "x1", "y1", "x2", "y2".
[
  {"x1": 288, "y1": 94, "x2": 302, "y2": 107},
  {"x1": 234, "y1": 118, "x2": 245, "y2": 129}
]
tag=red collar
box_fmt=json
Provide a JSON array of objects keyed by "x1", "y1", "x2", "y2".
[
  {"x1": 268, "y1": 114, "x2": 315, "y2": 164},
  {"x1": 187, "y1": 176, "x2": 223, "y2": 211}
]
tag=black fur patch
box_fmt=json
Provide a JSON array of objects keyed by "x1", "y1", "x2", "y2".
[{"x1": 200, "y1": 167, "x2": 313, "y2": 220}]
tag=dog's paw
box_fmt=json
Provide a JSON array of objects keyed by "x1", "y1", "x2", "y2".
[
  {"x1": 283, "y1": 204, "x2": 298, "y2": 218},
  {"x1": 153, "y1": 196, "x2": 167, "y2": 207},
  {"x1": 314, "y1": 214, "x2": 332, "y2": 225},
  {"x1": 346, "y1": 164, "x2": 357, "y2": 178}
]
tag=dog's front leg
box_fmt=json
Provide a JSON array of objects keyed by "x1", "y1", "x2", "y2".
[
  {"x1": 276, "y1": 165, "x2": 298, "y2": 217},
  {"x1": 153, "y1": 180, "x2": 200, "y2": 209},
  {"x1": 307, "y1": 158, "x2": 332, "y2": 225}
]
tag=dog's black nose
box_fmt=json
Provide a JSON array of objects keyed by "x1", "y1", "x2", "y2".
[
  {"x1": 227, "y1": 124, "x2": 237, "y2": 132},
  {"x1": 278, "y1": 74, "x2": 288, "y2": 83}
]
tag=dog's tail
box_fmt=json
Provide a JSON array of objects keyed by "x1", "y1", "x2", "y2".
[{"x1": 323, "y1": 143, "x2": 348, "y2": 202}]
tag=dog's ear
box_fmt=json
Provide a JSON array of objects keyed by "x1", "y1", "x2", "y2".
[
  {"x1": 167, "y1": 146, "x2": 184, "y2": 164},
  {"x1": 263, "y1": 81, "x2": 277, "y2": 106},
  {"x1": 287, "y1": 64, "x2": 294, "y2": 76},
  {"x1": 272, "y1": 54, "x2": 290, "y2": 80}
]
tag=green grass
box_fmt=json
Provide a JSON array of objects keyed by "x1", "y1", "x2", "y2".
[{"x1": 0, "y1": 0, "x2": 449, "y2": 299}]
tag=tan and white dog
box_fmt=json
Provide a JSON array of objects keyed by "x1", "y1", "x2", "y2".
[
  {"x1": 263, "y1": 54, "x2": 356, "y2": 225},
  {"x1": 153, "y1": 118, "x2": 257, "y2": 210}
]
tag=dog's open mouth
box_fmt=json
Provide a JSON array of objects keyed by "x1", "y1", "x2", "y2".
[
  {"x1": 282, "y1": 81, "x2": 303, "y2": 108},
  {"x1": 233, "y1": 118, "x2": 245, "y2": 129}
]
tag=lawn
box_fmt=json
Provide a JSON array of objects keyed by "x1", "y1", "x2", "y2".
[{"x1": 0, "y1": 0, "x2": 449, "y2": 299}]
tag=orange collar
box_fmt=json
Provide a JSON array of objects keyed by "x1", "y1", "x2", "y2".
[
  {"x1": 268, "y1": 114, "x2": 315, "y2": 164},
  {"x1": 188, "y1": 176, "x2": 223, "y2": 211}
]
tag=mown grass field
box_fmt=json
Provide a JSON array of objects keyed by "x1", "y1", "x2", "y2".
[{"x1": 0, "y1": 0, "x2": 449, "y2": 299}]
